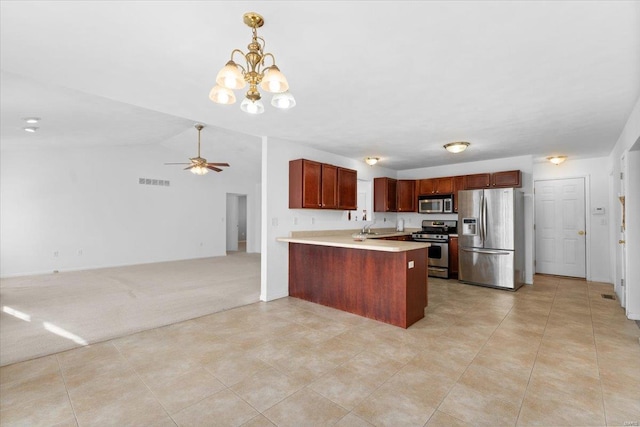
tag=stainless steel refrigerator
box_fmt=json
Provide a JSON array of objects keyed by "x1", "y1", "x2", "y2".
[{"x1": 458, "y1": 187, "x2": 525, "y2": 290}]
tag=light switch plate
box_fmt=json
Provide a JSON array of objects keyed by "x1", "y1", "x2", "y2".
[{"x1": 408, "y1": 261, "x2": 414, "y2": 269}]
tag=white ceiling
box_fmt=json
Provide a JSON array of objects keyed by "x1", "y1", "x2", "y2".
[{"x1": 1, "y1": 1, "x2": 639, "y2": 170}]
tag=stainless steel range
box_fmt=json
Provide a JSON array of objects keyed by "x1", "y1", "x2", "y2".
[{"x1": 412, "y1": 220, "x2": 458, "y2": 279}]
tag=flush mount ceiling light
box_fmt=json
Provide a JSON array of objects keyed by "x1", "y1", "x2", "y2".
[
  {"x1": 209, "y1": 12, "x2": 295, "y2": 115},
  {"x1": 22, "y1": 117, "x2": 41, "y2": 124},
  {"x1": 444, "y1": 141, "x2": 470, "y2": 153},
  {"x1": 547, "y1": 155, "x2": 567, "y2": 165},
  {"x1": 365, "y1": 157, "x2": 380, "y2": 166},
  {"x1": 23, "y1": 126, "x2": 39, "y2": 133}
]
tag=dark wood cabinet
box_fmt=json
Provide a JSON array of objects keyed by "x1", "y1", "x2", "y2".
[
  {"x1": 452, "y1": 175, "x2": 465, "y2": 213},
  {"x1": 449, "y1": 236, "x2": 459, "y2": 278},
  {"x1": 397, "y1": 180, "x2": 416, "y2": 212},
  {"x1": 337, "y1": 167, "x2": 357, "y2": 210},
  {"x1": 464, "y1": 173, "x2": 491, "y2": 189},
  {"x1": 418, "y1": 177, "x2": 453, "y2": 195},
  {"x1": 374, "y1": 177, "x2": 398, "y2": 212},
  {"x1": 491, "y1": 170, "x2": 522, "y2": 188},
  {"x1": 289, "y1": 159, "x2": 356, "y2": 210},
  {"x1": 321, "y1": 164, "x2": 338, "y2": 209}
]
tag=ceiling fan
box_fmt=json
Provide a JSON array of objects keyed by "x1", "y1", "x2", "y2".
[{"x1": 165, "y1": 124, "x2": 230, "y2": 175}]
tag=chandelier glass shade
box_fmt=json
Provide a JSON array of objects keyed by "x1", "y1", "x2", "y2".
[
  {"x1": 191, "y1": 165, "x2": 209, "y2": 175},
  {"x1": 210, "y1": 12, "x2": 295, "y2": 114}
]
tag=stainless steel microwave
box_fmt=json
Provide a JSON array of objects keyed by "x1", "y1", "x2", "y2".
[{"x1": 418, "y1": 195, "x2": 453, "y2": 214}]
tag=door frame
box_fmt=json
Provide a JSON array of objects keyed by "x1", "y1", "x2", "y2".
[{"x1": 533, "y1": 175, "x2": 591, "y2": 280}]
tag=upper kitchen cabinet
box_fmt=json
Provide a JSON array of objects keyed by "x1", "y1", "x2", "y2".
[
  {"x1": 491, "y1": 170, "x2": 521, "y2": 188},
  {"x1": 374, "y1": 177, "x2": 398, "y2": 212},
  {"x1": 289, "y1": 159, "x2": 357, "y2": 209},
  {"x1": 337, "y1": 167, "x2": 357, "y2": 210},
  {"x1": 418, "y1": 177, "x2": 453, "y2": 195},
  {"x1": 397, "y1": 180, "x2": 417, "y2": 212},
  {"x1": 452, "y1": 175, "x2": 465, "y2": 213},
  {"x1": 464, "y1": 173, "x2": 491, "y2": 189},
  {"x1": 321, "y1": 164, "x2": 338, "y2": 209},
  {"x1": 465, "y1": 170, "x2": 522, "y2": 189}
]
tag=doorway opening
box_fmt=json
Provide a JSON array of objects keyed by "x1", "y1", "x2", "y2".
[{"x1": 226, "y1": 193, "x2": 247, "y2": 253}]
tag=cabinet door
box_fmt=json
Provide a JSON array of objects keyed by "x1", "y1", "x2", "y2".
[
  {"x1": 492, "y1": 170, "x2": 521, "y2": 188},
  {"x1": 435, "y1": 177, "x2": 453, "y2": 194},
  {"x1": 374, "y1": 177, "x2": 397, "y2": 212},
  {"x1": 465, "y1": 173, "x2": 491, "y2": 189},
  {"x1": 449, "y1": 236, "x2": 459, "y2": 278},
  {"x1": 397, "y1": 180, "x2": 416, "y2": 212},
  {"x1": 289, "y1": 159, "x2": 322, "y2": 208},
  {"x1": 321, "y1": 164, "x2": 338, "y2": 209},
  {"x1": 337, "y1": 167, "x2": 357, "y2": 210},
  {"x1": 452, "y1": 175, "x2": 465, "y2": 213},
  {"x1": 418, "y1": 179, "x2": 435, "y2": 195}
]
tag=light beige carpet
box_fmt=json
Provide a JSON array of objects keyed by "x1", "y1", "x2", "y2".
[{"x1": 0, "y1": 252, "x2": 260, "y2": 366}]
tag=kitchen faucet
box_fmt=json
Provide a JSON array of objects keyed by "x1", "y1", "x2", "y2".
[{"x1": 361, "y1": 222, "x2": 375, "y2": 234}]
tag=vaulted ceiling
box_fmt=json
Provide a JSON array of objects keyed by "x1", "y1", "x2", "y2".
[{"x1": 1, "y1": 1, "x2": 639, "y2": 170}]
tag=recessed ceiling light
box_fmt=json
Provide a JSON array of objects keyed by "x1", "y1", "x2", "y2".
[
  {"x1": 23, "y1": 127, "x2": 39, "y2": 133},
  {"x1": 22, "y1": 117, "x2": 41, "y2": 124}
]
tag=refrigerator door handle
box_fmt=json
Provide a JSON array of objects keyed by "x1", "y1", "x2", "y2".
[
  {"x1": 461, "y1": 248, "x2": 511, "y2": 255},
  {"x1": 481, "y1": 194, "x2": 487, "y2": 243}
]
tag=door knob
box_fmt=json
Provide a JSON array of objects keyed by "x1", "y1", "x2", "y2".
[
  {"x1": 619, "y1": 240, "x2": 626, "y2": 244},
  {"x1": 578, "y1": 230, "x2": 585, "y2": 236}
]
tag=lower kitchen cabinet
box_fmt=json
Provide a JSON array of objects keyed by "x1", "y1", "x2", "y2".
[{"x1": 449, "y1": 236, "x2": 459, "y2": 279}]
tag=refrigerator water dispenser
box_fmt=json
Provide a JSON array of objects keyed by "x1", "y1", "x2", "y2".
[{"x1": 462, "y1": 218, "x2": 478, "y2": 236}]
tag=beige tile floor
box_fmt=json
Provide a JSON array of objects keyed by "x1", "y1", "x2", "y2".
[{"x1": 1, "y1": 275, "x2": 639, "y2": 427}]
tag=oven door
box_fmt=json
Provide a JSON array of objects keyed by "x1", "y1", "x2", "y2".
[{"x1": 427, "y1": 241, "x2": 449, "y2": 278}]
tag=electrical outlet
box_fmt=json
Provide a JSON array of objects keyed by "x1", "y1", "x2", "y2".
[
  {"x1": 77, "y1": 250, "x2": 82, "y2": 256},
  {"x1": 53, "y1": 251, "x2": 59, "y2": 257},
  {"x1": 408, "y1": 261, "x2": 414, "y2": 269},
  {"x1": 311, "y1": 217, "x2": 315, "y2": 224},
  {"x1": 294, "y1": 217, "x2": 298, "y2": 225}
]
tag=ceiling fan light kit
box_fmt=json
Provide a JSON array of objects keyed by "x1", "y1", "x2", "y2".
[
  {"x1": 164, "y1": 124, "x2": 230, "y2": 175},
  {"x1": 210, "y1": 12, "x2": 295, "y2": 114},
  {"x1": 444, "y1": 141, "x2": 470, "y2": 153}
]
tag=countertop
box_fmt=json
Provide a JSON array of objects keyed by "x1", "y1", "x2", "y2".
[{"x1": 277, "y1": 233, "x2": 430, "y2": 252}]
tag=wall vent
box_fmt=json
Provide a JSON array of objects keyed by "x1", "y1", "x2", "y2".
[
  {"x1": 139, "y1": 178, "x2": 170, "y2": 187},
  {"x1": 601, "y1": 294, "x2": 616, "y2": 300}
]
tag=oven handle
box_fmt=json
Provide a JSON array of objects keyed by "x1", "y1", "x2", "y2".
[
  {"x1": 461, "y1": 248, "x2": 510, "y2": 255},
  {"x1": 428, "y1": 267, "x2": 448, "y2": 272}
]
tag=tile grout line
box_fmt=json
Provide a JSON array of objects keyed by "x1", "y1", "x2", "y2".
[
  {"x1": 55, "y1": 353, "x2": 80, "y2": 427},
  {"x1": 513, "y1": 279, "x2": 558, "y2": 427}
]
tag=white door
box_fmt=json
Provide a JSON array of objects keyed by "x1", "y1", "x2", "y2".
[
  {"x1": 618, "y1": 154, "x2": 627, "y2": 307},
  {"x1": 226, "y1": 194, "x2": 239, "y2": 252},
  {"x1": 535, "y1": 178, "x2": 586, "y2": 278}
]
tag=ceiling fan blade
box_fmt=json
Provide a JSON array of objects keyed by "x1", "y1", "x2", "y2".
[
  {"x1": 184, "y1": 165, "x2": 195, "y2": 170},
  {"x1": 164, "y1": 162, "x2": 191, "y2": 165},
  {"x1": 206, "y1": 165, "x2": 223, "y2": 172},
  {"x1": 207, "y1": 162, "x2": 230, "y2": 167}
]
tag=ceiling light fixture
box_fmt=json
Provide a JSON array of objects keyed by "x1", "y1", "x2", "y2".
[
  {"x1": 23, "y1": 126, "x2": 39, "y2": 133},
  {"x1": 22, "y1": 117, "x2": 41, "y2": 124},
  {"x1": 547, "y1": 155, "x2": 567, "y2": 165},
  {"x1": 444, "y1": 141, "x2": 470, "y2": 153},
  {"x1": 365, "y1": 157, "x2": 380, "y2": 166},
  {"x1": 209, "y1": 12, "x2": 295, "y2": 115}
]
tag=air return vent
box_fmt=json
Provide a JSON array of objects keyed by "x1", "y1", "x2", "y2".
[{"x1": 601, "y1": 294, "x2": 616, "y2": 300}]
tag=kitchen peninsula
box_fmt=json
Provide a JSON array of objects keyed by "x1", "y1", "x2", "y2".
[{"x1": 277, "y1": 232, "x2": 430, "y2": 328}]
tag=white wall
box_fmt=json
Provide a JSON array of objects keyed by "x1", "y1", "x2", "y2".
[
  {"x1": 607, "y1": 95, "x2": 640, "y2": 319},
  {"x1": 398, "y1": 155, "x2": 535, "y2": 284},
  {"x1": 261, "y1": 137, "x2": 399, "y2": 302},
  {"x1": 0, "y1": 142, "x2": 261, "y2": 277}
]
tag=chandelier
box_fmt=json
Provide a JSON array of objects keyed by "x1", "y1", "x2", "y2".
[{"x1": 209, "y1": 12, "x2": 295, "y2": 114}]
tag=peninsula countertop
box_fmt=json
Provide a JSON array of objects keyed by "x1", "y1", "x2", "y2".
[{"x1": 277, "y1": 232, "x2": 429, "y2": 253}]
